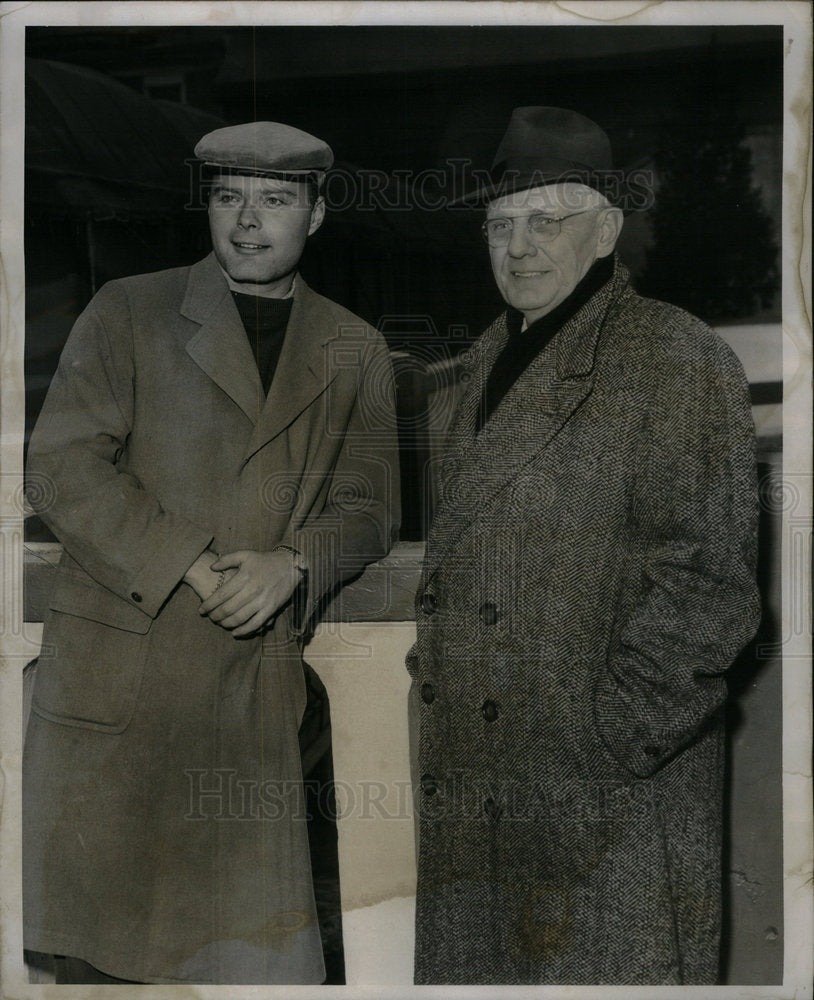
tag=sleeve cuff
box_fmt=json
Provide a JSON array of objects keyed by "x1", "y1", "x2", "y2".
[{"x1": 125, "y1": 525, "x2": 214, "y2": 618}]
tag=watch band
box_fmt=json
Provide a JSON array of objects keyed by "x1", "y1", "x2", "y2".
[{"x1": 272, "y1": 544, "x2": 308, "y2": 577}]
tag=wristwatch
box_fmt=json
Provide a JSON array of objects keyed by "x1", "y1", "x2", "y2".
[{"x1": 272, "y1": 544, "x2": 308, "y2": 580}]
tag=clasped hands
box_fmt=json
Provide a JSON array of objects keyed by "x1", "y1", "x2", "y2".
[{"x1": 184, "y1": 548, "x2": 304, "y2": 638}]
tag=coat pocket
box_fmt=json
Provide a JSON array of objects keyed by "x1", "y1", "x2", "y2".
[{"x1": 32, "y1": 573, "x2": 152, "y2": 734}]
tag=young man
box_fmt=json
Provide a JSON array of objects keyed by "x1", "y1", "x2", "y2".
[{"x1": 24, "y1": 121, "x2": 399, "y2": 985}]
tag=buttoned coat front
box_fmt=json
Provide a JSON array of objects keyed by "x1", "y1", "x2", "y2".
[
  {"x1": 24, "y1": 253, "x2": 399, "y2": 985},
  {"x1": 409, "y1": 257, "x2": 760, "y2": 985}
]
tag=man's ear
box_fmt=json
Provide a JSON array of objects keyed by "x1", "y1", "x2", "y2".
[
  {"x1": 308, "y1": 196, "x2": 326, "y2": 236},
  {"x1": 595, "y1": 206, "x2": 624, "y2": 258}
]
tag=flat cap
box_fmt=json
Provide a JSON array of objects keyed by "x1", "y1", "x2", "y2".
[{"x1": 194, "y1": 122, "x2": 333, "y2": 178}]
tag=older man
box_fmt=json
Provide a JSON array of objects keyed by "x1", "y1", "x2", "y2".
[
  {"x1": 409, "y1": 107, "x2": 760, "y2": 985},
  {"x1": 24, "y1": 122, "x2": 399, "y2": 985}
]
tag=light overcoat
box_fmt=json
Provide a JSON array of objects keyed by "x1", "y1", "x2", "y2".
[
  {"x1": 409, "y1": 256, "x2": 760, "y2": 985},
  {"x1": 24, "y1": 253, "x2": 399, "y2": 984}
]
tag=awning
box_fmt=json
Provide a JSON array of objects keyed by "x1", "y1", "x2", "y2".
[{"x1": 26, "y1": 57, "x2": 225, "y2": 220}]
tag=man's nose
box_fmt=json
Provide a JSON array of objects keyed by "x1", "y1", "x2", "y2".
[
  {"x1": 237, "y1": 204, "x2": 260, "y2": 228},
  {"x1": 507, "y1": 221, "x2": 537, "y2": 257}
]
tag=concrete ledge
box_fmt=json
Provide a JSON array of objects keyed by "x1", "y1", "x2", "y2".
[
  {"x1": 322, "y1": 542, "x2": 424, "y2": 622},
  {"x1": 23, "y1": 541, "x2": 425, "y2": 624}
]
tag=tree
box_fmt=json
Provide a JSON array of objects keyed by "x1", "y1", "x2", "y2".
[{"x1": 639, "y1": 107, "x2": 778, "y2": 323}]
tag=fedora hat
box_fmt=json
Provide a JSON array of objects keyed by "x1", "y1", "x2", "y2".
[{"x1": 453, "y1": 106, "x2": 629, "y2": 207}]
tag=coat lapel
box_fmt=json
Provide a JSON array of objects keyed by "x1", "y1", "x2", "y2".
[
  {"x1": 182, "y1": 254, "x2": 264, "y2": 423},
  {"x1": 243, "y1": 278, "x2": 341, "y2": 463},
  {"x1": 425, "y1": 259, "x2": 628, "y2": 580},
  {"x1": 181, "y1": 259, "x2": 341, "y2": 459}
]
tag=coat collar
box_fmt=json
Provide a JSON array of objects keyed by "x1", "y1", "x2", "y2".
[
  {"x1": 243, "y1": 272, "x2": 343, "y2": 462},
  {"x1": 182, "y1": 254, "x2": 342, "y2": 461},
  {"x1": 424, "y1": 255, "x2": 630, "y2": 581},
  {"x1": 182, "y1": 254, "x2": 263, "y2": 422}
]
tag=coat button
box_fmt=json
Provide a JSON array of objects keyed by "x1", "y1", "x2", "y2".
[
  {"x1": 421, "y1": 774, "x2": 438, "y2": 796},
  {"x1": 481, "y1": 699, "x2": 498, "y2": 722},
  {"x1": 131, "y1": 591, "x2": 143, "y2": 603},
  {"x1": 484, "y1": 797, "x2": 503, "y2": 821},
  {"x1": 421, "y1": 682, "x2": 435, "y2": 704},
  {"x1": 421, "y1": 592, "x2": 438, "y2": 615},
  {"x1": 479, "y1": 601, "x2": 498, "y2": 625},
  {"x1": 644, "y1": 745, "x2": 662, "y2": 758}
]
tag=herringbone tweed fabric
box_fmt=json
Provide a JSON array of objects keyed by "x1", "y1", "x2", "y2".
[{"x1": 409, "y1": 255, "x2": 760, "y2": 985}]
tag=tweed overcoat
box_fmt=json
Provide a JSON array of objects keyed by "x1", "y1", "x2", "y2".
[
  {"x1": 409, "y1": 256, "x2": 760, "y2": 985},
  {"x1": 24, "y1": 253, "x2": 399, "y2": 984}
]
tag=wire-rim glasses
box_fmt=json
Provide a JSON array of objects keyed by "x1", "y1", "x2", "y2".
[{"x1": 482, "y1": 208, "x2": 599, "y2": 248}]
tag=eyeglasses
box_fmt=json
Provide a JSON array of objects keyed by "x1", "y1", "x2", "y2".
[{"x1": 481, "y1": 208, "x2": 599, "y2": 248}]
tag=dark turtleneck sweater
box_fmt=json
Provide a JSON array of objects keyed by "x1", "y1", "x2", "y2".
[
  {"x1": 477, "y1": 253, "x2": 614, "y2": 432},
  {"x1": 231, "y1": 291, "x2": 294, "y2": 396}
]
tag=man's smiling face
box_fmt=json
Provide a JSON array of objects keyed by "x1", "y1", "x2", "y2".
[
  {"x1": 208, "y1": 173, "x2": 324, "y2": 295},
  {"x1": 486, "y1": 183, "x2": 612, "y2": 325}
]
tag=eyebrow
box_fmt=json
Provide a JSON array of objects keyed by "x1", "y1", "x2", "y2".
[
  {"x1": 257, "y1": 184, "x2": 298, "y2": 199},
  {"x1": 486, "y1": 209, "x2": 562, "y2": 219},
  {"x1": 210, "y1": 182, "x2": 298, "y2": 200}
]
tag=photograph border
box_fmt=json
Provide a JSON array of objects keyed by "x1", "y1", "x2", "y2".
[{"x1": 1, "y1": 2, "x2": 811, "y2": 998}]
